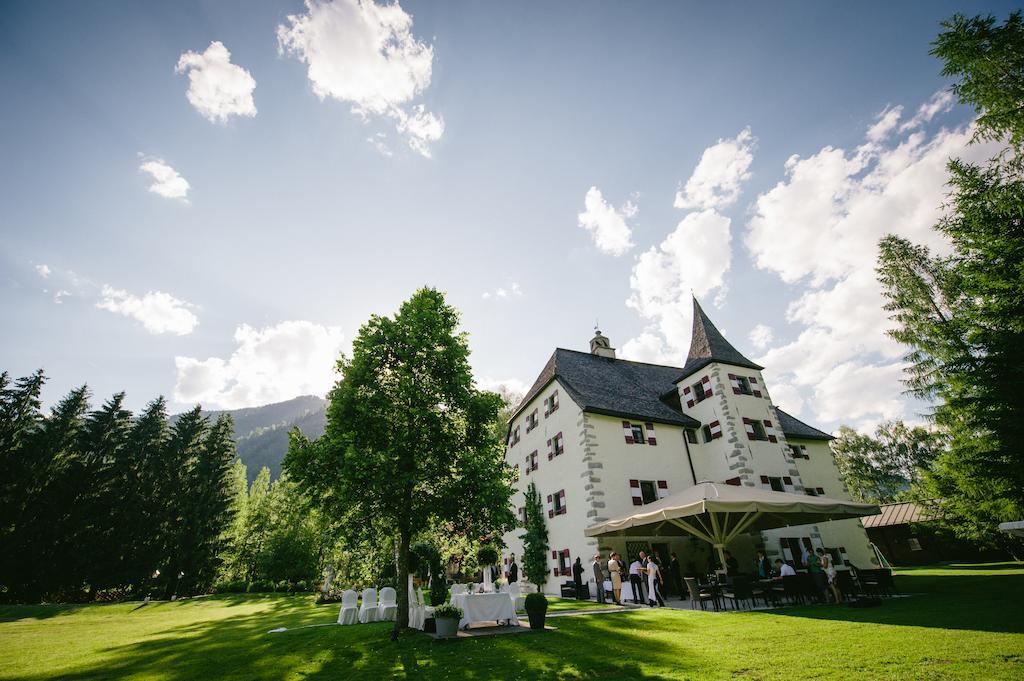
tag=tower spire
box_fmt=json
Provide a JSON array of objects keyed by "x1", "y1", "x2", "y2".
[{"x1": 686, "y1": 297, "x2": 763, "y2": 370}]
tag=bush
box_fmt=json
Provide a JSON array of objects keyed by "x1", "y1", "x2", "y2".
[
  {"x1": 525, "y1": 592, "x2": 548, "y2": 612},
  {"x1": 275, "y1": 580, "x2": 290, "y2": 593},
  {"x1": 429, "y1": 578, "x2": 448, "y2": 607},
  {"x1": 433, "y1": 603, "x2": 463, "y2": 620},
  {"x1": 315, "y1": 588, "x2": 344, "y2": 604},
  {"x1": 296, "y1": 580, "x2": 309, "y2": 592},
  {"x1": 247, "y1": 580, "x2": 273, "y2": 593},
  {"x1": 217, "y1": 580, "x2": 247, "y2": 594}
]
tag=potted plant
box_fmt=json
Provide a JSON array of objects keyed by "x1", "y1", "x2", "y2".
[
  {"x1": 433, "y1": 603, "x2": 462, "y2": 638},
  {"x1": 525, "y1": 592, "x2": 548, "y2": 630}
]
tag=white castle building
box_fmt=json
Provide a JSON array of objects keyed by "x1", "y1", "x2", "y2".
[{"x1": 501, "y1": 298, "x2": 874, "y2": 593}]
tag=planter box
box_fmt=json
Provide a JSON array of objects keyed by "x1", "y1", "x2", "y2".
[
  {"x1": 435, "y1": 616, "x2": 459, "y2": 638},
  {"x1": 526, "y1": 608, "x2": 547, "y2": 630}
]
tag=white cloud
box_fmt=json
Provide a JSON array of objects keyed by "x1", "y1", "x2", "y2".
[
  {"x1": 277, "y1": 0, "x2": 443, "y2": 157},
  {"x1": 577, "y1": 187, "x2": 637, "y2": 256},
  {"x1": 619, "y1": 328, "x2": 676, "y2": 365},
  {"x1": 367, "y1": 132, "x2": 393, "y2": 156},
  {"x1": 477, "y1": 376, "x2": 528, "y2": 401},
  {"x1": 175, "y1": 41, "x2": 257, "y2": 123},
  {"x1": 900, "y1": 90, "x2": 955, "y2": 132},
  {"x1": 866, "y1": 105, "x2": 903, "y2": 143},
  {"x1": 96, "y1": 285, "x2": 198, "y2": 335},
  {"x1": 674, "y1": 127, "x2": 756, "y2": 211},
  {"x1": 482, "y1": 282, "x2": 523, "y2": 300},
  {"x1": 748, "y1": 323, "x2": 774, "y2": 350},
  {"x1": 53, "y1": 290, "x2": 70, "y2": 304},
  {"x1": 139, "y1": 159, "x2": 190, "y2": 201},
  {"x1": 626, "y1": 209, "x2": 733, "y2": 356},
  {"x1": 746, "y1": 97, "x2": 998, "y2": 428},
  {"x1": 174, "y1": 320, "x2": 346, "y2": 409},
  {"x1": 35, "y1": 264, "x2": 51, "y2": 279}
]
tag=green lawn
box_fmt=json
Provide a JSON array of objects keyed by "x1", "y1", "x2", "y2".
[{"x1": 1, "y1": 563, "x2": 1021, "y2": 680}]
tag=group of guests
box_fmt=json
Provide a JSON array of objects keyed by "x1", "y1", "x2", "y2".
[
  {"x1": 755, "y1": 547, "x2": 843, "y2": 603},
  {"x1": 587, "y1": 550, "x2": 678, "y2": 607}
]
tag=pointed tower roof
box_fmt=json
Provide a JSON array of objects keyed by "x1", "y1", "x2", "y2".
[{"x1": 678, "y1": 297, "x2": 763, "y2": 379}]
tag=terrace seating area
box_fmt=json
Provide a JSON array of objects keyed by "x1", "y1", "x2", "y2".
[{"x1": 678, "y1": 566, "x2": 897, "y2": 612}]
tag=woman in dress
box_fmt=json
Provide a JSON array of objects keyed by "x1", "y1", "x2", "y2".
[
  {"x1": 817, "y1": 548, "x2": 842, "y2": 604},
  {"x1": 646, "y1": 555, "x2": 666, "y2": 607},
  {"x1": 608, "y1": 553, "x2": 622, "y2": 604}
]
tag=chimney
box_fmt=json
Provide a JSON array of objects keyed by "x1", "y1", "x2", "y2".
[{"x1": 590, "y1": 329, "x2": 616, "y2": 359}]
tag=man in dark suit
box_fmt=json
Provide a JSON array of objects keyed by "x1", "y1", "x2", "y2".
[
  {"x1": 508, "y1": 554, "x2": 519, "y2": 583},
  {"x1": 670, "y1": 552, "x2": 683, "y2": 598}
]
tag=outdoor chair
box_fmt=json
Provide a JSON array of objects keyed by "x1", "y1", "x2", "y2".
[
  {"x1": 836, "y1": 571, "x2": 859, "y2": 601},
  {"x1": 378, "y1": 586, "x2": 398, "y2": 621},
  {"x1": 721, "y1": 576, "x2": 756, "y2": 610},
  {"x1": 337, "y1": 589, "x2": 358, "y2": 626},
  {"x1": 685, "y1": 577, "x2": 716, "y2": 611},
  {"x1": 781, "y1": 575, "x2": 804, "y2": 605},
  {"x1": 508, "y1": 582, "x2": 526, "y2": 611},
  {"x1": 798, "y1": 572, "x2": 825, "y2": 603},
  {"x1": 358, "y1": 587, "x2": 380, "y2": 624}
]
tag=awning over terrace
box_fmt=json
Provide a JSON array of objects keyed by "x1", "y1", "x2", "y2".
[
  {"x1": 585, "y1": 481, "x2": 880, "y2": 567},
  {"x1": 998, "y1": 520, "x2": 1024, "y2": 538}
]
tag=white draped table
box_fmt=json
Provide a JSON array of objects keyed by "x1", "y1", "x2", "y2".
[{"x1": 457, "y1": 592, "x2": 519, "y2": 629}]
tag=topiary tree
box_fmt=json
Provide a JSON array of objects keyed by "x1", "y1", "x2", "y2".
[
  {"x1": 476, "y1": 544, "x2": 499, "y2": 567},
  {"x1": 520, "y1": 482, "x2": 549, "y2": 591}
]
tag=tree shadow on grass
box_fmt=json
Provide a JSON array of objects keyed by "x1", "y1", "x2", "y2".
[
  {"x1": 761, "y1": 571, "x2": 1024, "y2": 634},
  {"x1": 4, "y1": 602, "x2": 710, "y2": 681}
]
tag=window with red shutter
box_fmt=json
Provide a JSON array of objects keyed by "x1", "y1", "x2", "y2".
[{"x1": 645, "y1": 423, "x2": 657, "y2": 446}]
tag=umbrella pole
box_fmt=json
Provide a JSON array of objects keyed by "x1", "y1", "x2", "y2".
[{"x1": 714, "y1": 543, "x2": 727, "y2": 571}]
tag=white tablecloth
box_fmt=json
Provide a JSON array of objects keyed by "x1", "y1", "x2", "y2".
[{"x1": 458, "y1": 592, "x2": 519, "y2": 629}]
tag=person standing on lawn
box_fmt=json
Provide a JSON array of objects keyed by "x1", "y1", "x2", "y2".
[
  {"x1": 592, "y1": 554, "x2": 606, "y2": 604},
  {"x1": 809, "y1": 549, "x2": 828, "y2": 601},
  {"x1": 818, "y1": 548, "x2": 842, "y2": 604},
  {"x1": 606, "y1": 548, "x2": 622, "y2": 602},
  {"x1": 670, "y1": 552, "x2": 683, "y2": 598},
  {"x1": 572, "y1": 557, "x2": 584, "y2": 599},
  {"x1": 507, "y1": 554, "x2": 518, "y2": 583},
  {"x1": 646, "y1": 555, "x2": 666, "y2": 607},
  {"x1": 628, "y1": 556, "x2": 645, "y2": 604}
]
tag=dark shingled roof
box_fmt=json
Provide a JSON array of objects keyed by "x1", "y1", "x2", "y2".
[
  {"x1": 776, "y1": 408, "x2": 834, "y2": 441},
  {"x1": 677, "y1": 298, "x2": 763, "y2": 380},
  {"x1": 514, "y1": 349, "x2": 701, "y2": 428}
]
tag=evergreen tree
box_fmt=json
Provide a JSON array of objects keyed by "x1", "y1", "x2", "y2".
[
  {"x1": 520, "y1": 481, "x2": 549, "y2": 591},
  {"x1": 877, "y1": 10, "x2": 1024, "y2": 547},
  {"x1": 128, "y1": 397, "x2": 170, "y2": 593},
  {"x1": 78, "y1": 393, "x2": 133, "y2": 594}
]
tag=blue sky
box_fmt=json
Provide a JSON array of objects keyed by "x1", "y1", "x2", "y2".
[{"x1": 1, "y1": 0, "x2": 1016, "y2": 431}]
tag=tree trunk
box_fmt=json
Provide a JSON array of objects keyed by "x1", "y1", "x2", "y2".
[{"x1": 392, "y1": 528, "x2": 411, "y2": 640}]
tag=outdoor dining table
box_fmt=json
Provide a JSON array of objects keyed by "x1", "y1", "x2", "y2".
[{"x1": 457, "y1": 592, "x2": 519, "y2": 629}]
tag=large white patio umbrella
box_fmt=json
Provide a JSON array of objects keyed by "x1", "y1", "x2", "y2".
[
  {"x1": 998, "y1": 520, "x2": 1024, "y2": 538},
  {"x1": 585, "y1": 481, "x2": 880, "y2": 568}
]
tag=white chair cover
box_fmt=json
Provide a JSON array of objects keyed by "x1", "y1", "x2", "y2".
[
  {"x1": 408, "y1": 575, "x2": 424, "y2": 630},
  {"x1": 378, "y1": 586, "x2": 398, "y2": 621},
  {"x1": 451, "y1": 583, "x2": 467, "y2": 596},
  {"x1": 483, "y1": 566, "x2": 494, "y2": 592},
  {"x1": 508, "y1": 582, "x2": 526, "y2": 611},
  {"x1": 358, "y1": 587, "x2": 380, "y2": 624},
  {"x1": 337, "y1": 589, "x2": 358, "y2": 626}
]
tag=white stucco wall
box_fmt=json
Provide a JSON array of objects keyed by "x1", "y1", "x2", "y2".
[{"x1": 500, "y1": 357, "x2": 876, "y2": 593}]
